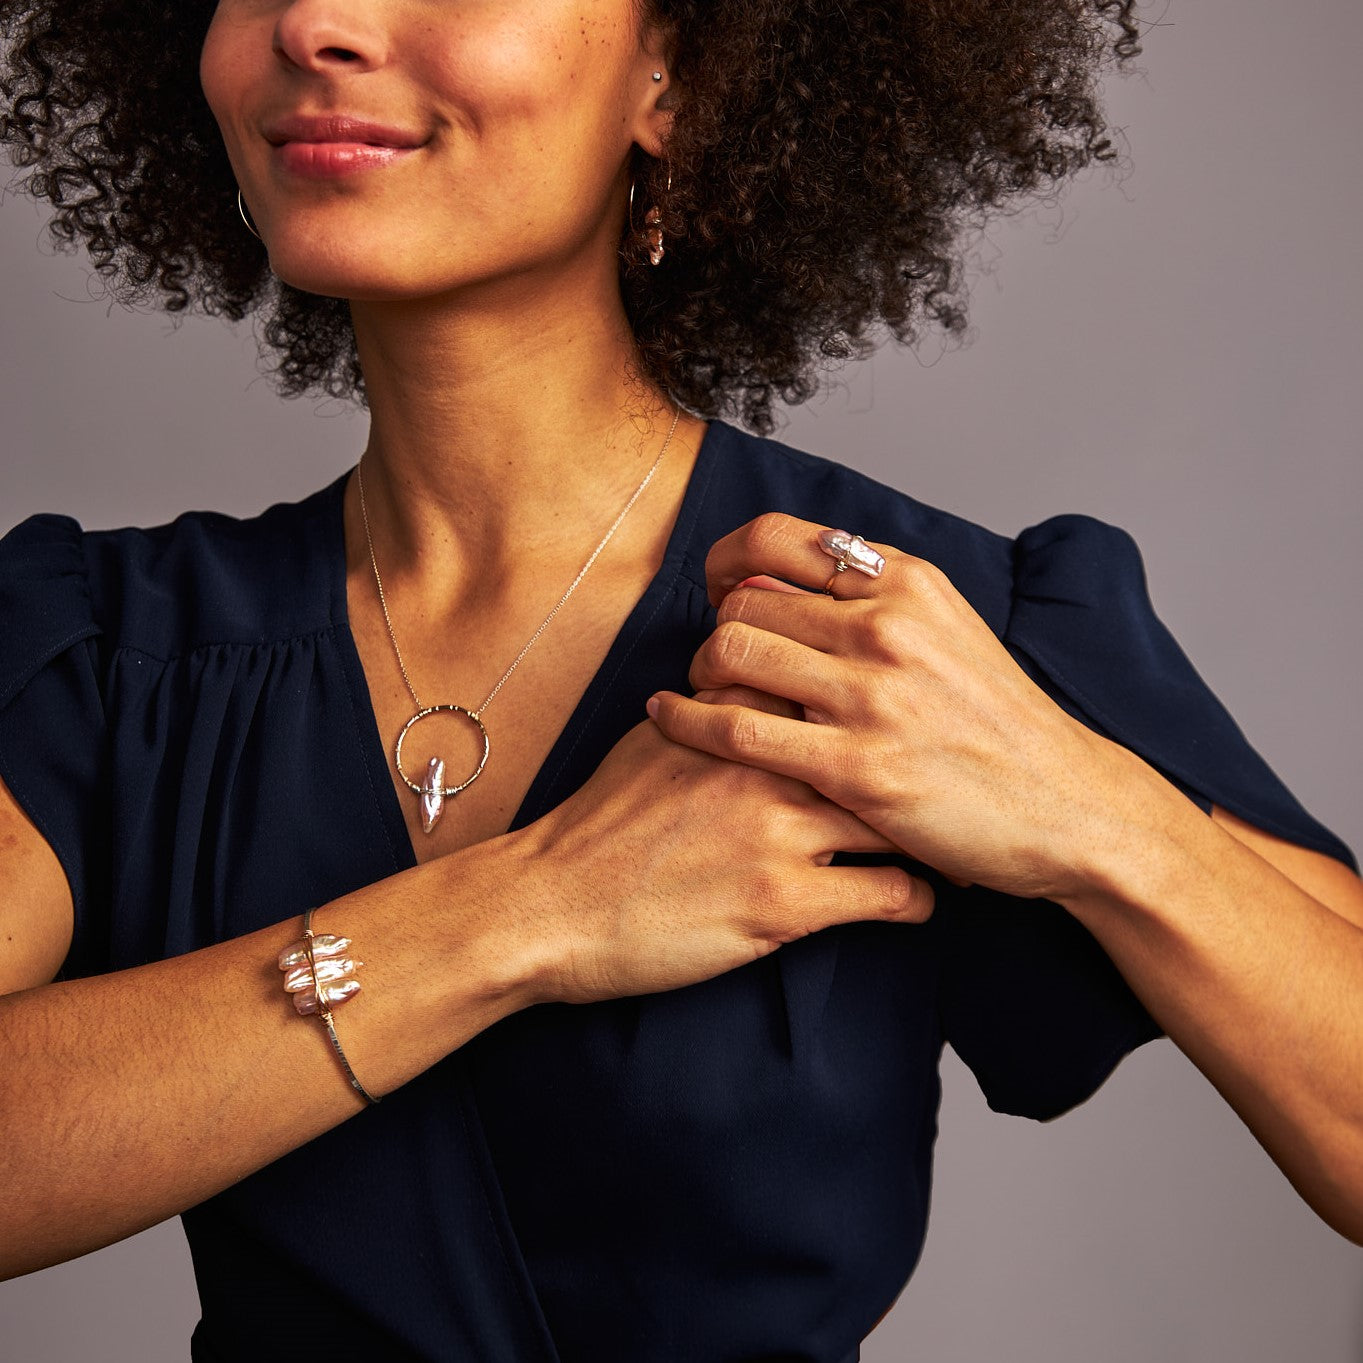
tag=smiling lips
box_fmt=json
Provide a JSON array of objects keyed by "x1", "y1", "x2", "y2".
[{"x1": 265, "y1": 114, "x2": 424, "y2": 179}]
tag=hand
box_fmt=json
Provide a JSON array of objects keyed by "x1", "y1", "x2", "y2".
[
  {"x1": 519, "y1": 685, "x2": 935, "y2": 1008},
  {"x1": 646, "y1": 513, "x2": 1123, "y2": 903}
]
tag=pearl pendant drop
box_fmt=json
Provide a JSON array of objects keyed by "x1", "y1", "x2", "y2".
[{"x1": 421, "y1": 755, "x2": 446, "y2": 833}]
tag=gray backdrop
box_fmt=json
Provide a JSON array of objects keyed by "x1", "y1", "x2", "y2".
[{"x1": 2, "y1": 0, "x2": 1360, "y2": 1358}]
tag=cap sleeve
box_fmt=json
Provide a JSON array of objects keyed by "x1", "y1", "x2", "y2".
[
  {"x1": 0, "y1": 513, "x2": 111, "y2": 978},
  {"x1": 938, "y1": 512, "x2": 1357, "y2": 1123},
  {"x1": 1006, "y1": 514, "x2": 1356, "y2": 868}
]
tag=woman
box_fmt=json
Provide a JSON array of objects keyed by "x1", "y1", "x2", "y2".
[{"x1": 1, "y1": 1, "x2": 1360, "y2": 1360}]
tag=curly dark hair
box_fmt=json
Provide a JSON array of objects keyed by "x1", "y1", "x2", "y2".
[{"x1": 0, "y1": 0, "x2": 1139, "y2": 435}]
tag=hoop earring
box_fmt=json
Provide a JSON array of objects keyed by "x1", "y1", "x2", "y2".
[
  {"x1": 237, "y1": 188, "x2": 263, "y2": 241},
  {"x1": 628, "y1": 165, "x2": 672, "y2": 267}
]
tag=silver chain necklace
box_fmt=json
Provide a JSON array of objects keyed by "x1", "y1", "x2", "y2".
[{"x1": 357, "y1": 405, "x2": 682, "y2": 834}]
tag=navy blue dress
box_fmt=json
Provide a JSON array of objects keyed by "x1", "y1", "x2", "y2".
[{"x1": 1, "y1": 418, "x2": 1355, "y2": 1362}]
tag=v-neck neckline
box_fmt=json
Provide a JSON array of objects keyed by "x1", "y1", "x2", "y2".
[{"x1": 325, "y1": 418, "x2": 725, "y2": 875}]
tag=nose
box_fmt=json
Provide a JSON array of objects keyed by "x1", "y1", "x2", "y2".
[{"x1": 273, "y1": 1, "x2": 389, "y2": 74}]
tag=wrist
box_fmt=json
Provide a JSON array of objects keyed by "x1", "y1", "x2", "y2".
[
  {"x1": 1052, "y1": 728, "x2": 1213, "y2": 927},
  {"x1": 427, "y1": 821, "x2": 569, "y2": 1013}
]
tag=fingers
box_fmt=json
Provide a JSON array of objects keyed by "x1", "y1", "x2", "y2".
[
  {"x1": 647, "y1": 688, "x2": 841, "y2": 786},
  {"x1": 705, "y1": 512, "x2": 895, "y2": 607},
  {"x1": 686, "y1": 621, "x2": 843, "y2": 713},
  {"x1": 690, "y1": 683, "x2": 802, "y2": 720},
  {"x1": 715, "y1": 579, "x2": 849, "y2": 653},
  {"x1": 656, "y1": 685, "x2": 900, "y2": 855},
  {"x1": 808, "y1": 862, "x2": 936, "y2": 929},
  {"x1": 733, "y1": 574, "x2": 803, "y2": 595},
  {"x1": 813, "y1": 803, "x2": 901, "y2": 857}
]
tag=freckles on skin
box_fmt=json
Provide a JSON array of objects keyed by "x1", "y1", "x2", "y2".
[
  {"x1": 200, "y1": 0, "x2": 652, "y2": 297},
  {"x1": 418, "y1": 4, "x2": 636, "y2": 177},
  {"x1": 199, "y1": 7, "x2": 263, "y2": 188},
  {"x1": 431, "y1": 3, "x2": 631, "y2": 99}
]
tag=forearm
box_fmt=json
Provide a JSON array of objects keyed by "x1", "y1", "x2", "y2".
[
  {"x1": 0, "y1": 829, "x2": 553, "y2": 1279},
  {"x1": 1058, "y1": 740, "x2": 1363, "y2": 1244}
]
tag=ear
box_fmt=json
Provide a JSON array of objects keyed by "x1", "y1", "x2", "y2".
[{"x1": 629, "y1": 20, "x2": 678, "y2": 158}]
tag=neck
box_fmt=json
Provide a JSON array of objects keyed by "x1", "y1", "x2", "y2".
[{"x1": 346, "y1": 262, "x2": 705, "y2": 613}]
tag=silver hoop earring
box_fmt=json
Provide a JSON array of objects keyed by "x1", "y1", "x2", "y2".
[{"x1": 237, "y1": 188, "x2": 263, "y2": 241}]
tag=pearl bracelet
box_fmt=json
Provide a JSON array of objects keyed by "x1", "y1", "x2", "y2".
[{"x1": 278, "y1": 907, "x2": 381, "y2": 1105}]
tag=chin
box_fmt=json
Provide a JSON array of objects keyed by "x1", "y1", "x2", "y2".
[{"x1": 265, "y1": 243, "x2": 434, "y2": 302}]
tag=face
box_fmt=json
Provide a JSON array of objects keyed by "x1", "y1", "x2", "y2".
[{"x1": 200, "y1": 0, "x2": 671, "y2": 300}]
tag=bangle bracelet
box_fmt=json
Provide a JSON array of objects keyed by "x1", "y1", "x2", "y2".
[{"x1": 278, "y1": 907, "x2": 381, "y2": 1105}]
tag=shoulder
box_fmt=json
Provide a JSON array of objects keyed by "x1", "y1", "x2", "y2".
[
  {"x1": 701, "y1": 420, "x2": 1024, "y2": 630},
  {"x1": 703, "y1": 420, "x2": 1015, "y2": 561},
  {"x1": 0, "y1": 473, "x2": 349, "y2": 696},
  {"x1": 0, "y1": 511, "x2": 100, "y2": 711},
  {"x1": 702, "y1": 421, "x2": 1134, "y2": 636}
]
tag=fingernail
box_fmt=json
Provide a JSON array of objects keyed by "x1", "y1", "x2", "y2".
[{"x1": 645, "y1": 695, "x2": 660, "y2": 719}]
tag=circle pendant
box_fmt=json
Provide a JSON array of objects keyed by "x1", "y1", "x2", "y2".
[{"x1": 394, "y1": 705, "x2": 490, "y2": 797}]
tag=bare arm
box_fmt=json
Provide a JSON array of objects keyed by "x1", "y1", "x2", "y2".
[
  {"x1": 0, "y1": 768, "x2": 552, "y2": 1279},
  {"x1": 0, "y1": 697, "x2": 931, "y2": 1280},
  {"x1": 1055, "y1": 743, "x2": 1363, "y2": 1246},
  {"x1": 646, "y1": 511, "x2": 1363, "y2": 1245}
]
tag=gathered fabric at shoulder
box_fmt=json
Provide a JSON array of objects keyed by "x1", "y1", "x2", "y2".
[
  {"x1": 1006, "y1": 512, "x2": 1356, "y2": 871},
  {"x1": 0, "y1": 512, "x2": 101, "y2": 710},
  {"x1": 0, "y1": 513, "x2": 112, "y2": 976}
]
